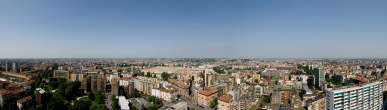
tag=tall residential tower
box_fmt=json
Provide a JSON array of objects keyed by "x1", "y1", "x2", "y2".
[
  {"x1": 314, "y1": 68, "x2": 325, "y2": 89},
  {"x1": 326, "y1": 81, "x2": 383, "y2": 110}
]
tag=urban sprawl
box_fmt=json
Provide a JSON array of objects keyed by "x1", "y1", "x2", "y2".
[{"x1": 0, "y1": 58, "x2": 387, "y2": 110}]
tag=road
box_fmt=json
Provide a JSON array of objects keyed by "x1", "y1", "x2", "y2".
[{"x1": 105, "y1": 92, "x2": 113, "y2": 110}]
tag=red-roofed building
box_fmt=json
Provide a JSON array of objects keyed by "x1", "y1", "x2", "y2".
[
  {"x1": 218, "y1": 95, "x2": 233, "y2": 110},
  {"x1": 17, "y1": 96, "x2": 32, "y2": 110},
  {"x1": 169, "y1": 79, "x2": 190, "y2": 97},
  {"x1": 197, "y1": 87, "x2": 218, "y2": 107}
]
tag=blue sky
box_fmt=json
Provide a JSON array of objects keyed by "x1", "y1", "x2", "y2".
[{"x1": 1, "y1": 0, "x2": 387, "y2": 58}]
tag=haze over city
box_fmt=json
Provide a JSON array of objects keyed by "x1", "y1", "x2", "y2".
[
  {"x1": 1, "y1": 0, "x2": 387, "y2": 58},
  {"x1": 3, "y1": 1, "x2": 387, "y2": 110}
]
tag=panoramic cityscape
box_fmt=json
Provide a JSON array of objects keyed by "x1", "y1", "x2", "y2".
[
  {"x1": 1, "y1": 58, "x2": 387, "y2": 110},
  {"x1": 1, "y1": 0, "x2": 387, "y2": 110}
]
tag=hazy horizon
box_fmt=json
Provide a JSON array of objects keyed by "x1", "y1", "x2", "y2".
[{"x1": 1, "y1": 0, "x2": 387, "y2": 58}]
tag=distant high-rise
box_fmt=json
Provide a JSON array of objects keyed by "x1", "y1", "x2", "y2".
[
  {"x1": 204, "y1": 69, "x2": 214, "y2": 87},
  {"x1": 12, "y1": 62, "x2": 16, "y2": 72},
  {"x1": 314, "y1": 68, "x2": 325, "y2": 89},
  {"x1": 326, "y1": 81, "x2": 383, "y2": 110},
  {"x1": 5, "y1": 63, "x2": 8, "y2": 72}
]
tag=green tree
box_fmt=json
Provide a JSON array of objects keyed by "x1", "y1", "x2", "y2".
[
  {"x1": 161, "y1": 72, "x2": 170, "y2": 81},
  {"x1": 95, "y1": 92, "x2": 105, "y2": 104},
  {"x1": 89, "y1": 102, "x2": 107, "y2": 110},
  {"x1": 0, "y1": 67, "x2": 5, "y2": 71},
  {"x1": 146, "y1": 96, "x2": 156, "y2": 103},
  {"x1": 73, "y1": 97, "x2": 91, "y2": 110},
  {"x1": 254, "y1": 79, "x2": 259, "y2": 83},
  {"x1": 129, "y1": 103, "x2": 138, "y2": 110},
  {"x1": 146, "y1": 72, "x2": 151, "y2": 77},
  {"x1": 213, "y1": 67, "x2": 225, "y2": 74},
  {"x1": 263, "y1": 95, "x2": 271, "y2": 103},
  {"x1": 144, "y1": 96, "x2": 163, "y2": 109},
  {"x1": 88, "y1": 93, "x2": 95, "y2": 101},
  {"x1": 111, "y1": 95, "x2": 120, "y2": 110},
  {"x1": 47, "y1": 95, "x2": 69, "y2": 110},
  {"x1": 134, "y1": 89, "x2": 142, "y2": 98},
  {"x1": 210, "y1": 99, "x2": 218, "y2": 108},
  {"x1": 249, "y1": 104, "x2": 256, "y2": 110},
  {"x1": 1, "y1": 102, "x2": 18, "y2": 110}
]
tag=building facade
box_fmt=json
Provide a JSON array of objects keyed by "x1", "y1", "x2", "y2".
[
  {"x1": 217, "y1": 95, "x2": 232, "y2": 110},
  {"x1": 306, "y1": 94, "x2": 326, "y2": 110},
  {"x1": 326, "y1": 81, "x2": 383, "y2": 110},
  {"x1": 81, "y1": 74, "x2": 106, "y2": 93},
  {"x1": 197, "y1": 87, "x2": 218, "y2": 107},
  {"x1": 314, "y1": 68, "x2": 325, "y2": 89}
]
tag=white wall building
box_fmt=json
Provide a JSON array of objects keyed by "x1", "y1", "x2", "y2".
[
  {"x1": 152, "y1": 89, "x2": 161, "y2": 98},
  {"x1": 120, "y1": 79, "x2": 130, "y2": 86},
  {"x1": 326, "y1": 81, "x2": 383, "y2": 110},
  {"x1": 118, "y1": 96, "x2": 130, "y2": 110}
]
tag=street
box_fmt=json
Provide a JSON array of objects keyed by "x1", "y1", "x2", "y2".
[{"x1": 105, "y1": 92, "x2": 113, "y2": 110}]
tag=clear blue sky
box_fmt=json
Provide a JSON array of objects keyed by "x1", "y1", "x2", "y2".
[{"x1": 1, "y1": 0, "x2": 386, "y2": 58}]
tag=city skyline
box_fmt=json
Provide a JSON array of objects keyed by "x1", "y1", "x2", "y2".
[{"x1": 1, "y1": 0, "x2": 387, "y2": 58}]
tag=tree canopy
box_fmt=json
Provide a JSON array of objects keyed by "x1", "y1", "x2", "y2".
[
  {"x1": 210, "y1": 99, "x2": 218, "y2": 108},
  {"x1": 161, "y1": 72, "x2": 170, "y2": 81}
]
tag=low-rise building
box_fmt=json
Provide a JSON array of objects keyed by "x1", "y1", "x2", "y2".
[
  {"x1": 35, "y1": 88, "x2": 46, "y2": 105},
  {"x1": 53, "y1": 70, "x2": 70, "y2": 79},
  {"x1": 70, "y1": 73, "x2": 84, "y2": 82},
  {"x1": 160, "y1": 87, "x2": 177, "y2": 102},
  {"x1": 118, "y1": 96, "x2": 129, "y2": 110},
  {"x1": 152, "y1": 88, "x2": 161, "y2": 98},
  {"x1": 169, "y1": 79, "x2": 190, "y2": 97},
  {"x1": 218, "y1": 95, "x2": 233, "y2": 110},
  {"x1": 134, "y1": 77, "x2": 160, "y2": 95},
  {"x1": 305, "y1": 94, "x2": 326, "y2": 110},
  {"x1": 17, "y1": 96, "x2": 32, "y2": 110},
  {"x1": 198, "y1": 87, "x2": 218, "y2": 107}
]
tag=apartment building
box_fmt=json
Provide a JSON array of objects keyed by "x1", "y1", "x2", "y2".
[
  {"x1": 306, "y1": 94, "x2": 326, "y2": 110},
  {"x1": 314, "y1": 68, "x2": 326, "y2": 89},
  {"x1": 218, "y1": 95, "x2": 233, "y2": 110},
  {"x1": 326, "y1": 81, "x2": 383, "y2": 110},
  {"x1": 198, "y1": 87, "x2": 218, "y2": 107},
  {"x1": 81, "y1": 74, "x2": 106, "y2": 93},
  {"x1": 134, "y1": 77, "x2": 160, "y2": 95},
  {"x1": 160, "y1": 88, "x2": 177, "y2": 102},
  {"x1": 53, "y1": 70, "x2": 70, "y2": 79}
]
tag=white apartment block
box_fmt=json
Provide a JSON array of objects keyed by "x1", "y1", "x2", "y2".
[{"x1": 326, "y1": 81, "x2": 383, "y2": 110}]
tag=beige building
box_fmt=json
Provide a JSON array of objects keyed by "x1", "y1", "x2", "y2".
[
  {"x1": 70, "y1": 73, "x2": 84, "y2": 82},
  {"x1": 134, "y1": 77, "x2": 160, "y2": 95},
  {"x1": 53, "y1": 70, "x2": 70, "y2": 79},
  {"x1": 160, "y1": 88, "x2": 177, "y2": 102},
  {"x1": 198, "y1": 87, "x2": 218, "y2": 107},
  {"x1": 217, "y1": 95, "x2": 232, "y2": 110},
  {"x1": 306, "y1": 94, "x2": 326, "y2": 110},
  {"x1": 271, "y1": 91, "x2": 281, "y2": 104}
]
